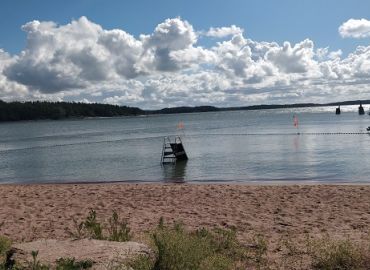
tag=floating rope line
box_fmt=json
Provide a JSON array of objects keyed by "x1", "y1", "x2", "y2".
[{"x1": 191, "y1": 132, "x2": 370, "y2": 137}]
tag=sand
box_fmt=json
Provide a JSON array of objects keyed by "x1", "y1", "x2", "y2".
[{"x1": 1, "y1": 183, "x2": 370, "y2": 245}]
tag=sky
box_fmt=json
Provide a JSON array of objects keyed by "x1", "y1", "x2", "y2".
[{"x1": 1, "y1": 0, "x2": 370, "y2": 108}]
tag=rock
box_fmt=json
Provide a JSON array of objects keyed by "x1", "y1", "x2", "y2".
[{"x1": 11, "y1": 239, "x2": 153, "y2": 269}]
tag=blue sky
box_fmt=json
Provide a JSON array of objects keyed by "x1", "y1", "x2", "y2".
[
  {"x1": 1, "y1": 0, "x2": 370, "y2": 55},
  {"x1": 1, "y1": 0, "x2": 370, "y2": 108}
]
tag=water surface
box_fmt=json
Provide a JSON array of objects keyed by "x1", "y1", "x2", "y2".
[{"x1": 1, "y1": 106, "x2": 370, "y2": 184}]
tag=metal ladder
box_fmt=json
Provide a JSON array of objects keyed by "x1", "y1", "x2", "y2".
[{"x1": 161, "y1": 136, "x2": 177, "y2": 164}]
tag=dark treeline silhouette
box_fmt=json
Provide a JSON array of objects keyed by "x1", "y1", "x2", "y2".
[
  {"x1": 0, "y1": 100, "x2": 144, "y2": 121},
  {"x1": 148, "y1": 106, "x2": 220, "y2": 114},
  {"x1": 1, "y1": 99, "x2": 370, "y2": 122}
]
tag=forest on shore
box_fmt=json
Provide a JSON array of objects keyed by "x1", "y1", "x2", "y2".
[
  {"x1": 0, "y1": 99, "x2": 370, "y2": 122},
  {"x1": 0, "y1": 100, "x2": 144, "y2": 121}
]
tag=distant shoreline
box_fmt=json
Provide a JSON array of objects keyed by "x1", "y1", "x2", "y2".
[
  {"x1": 3, "y1": 179, "x2": 370, "y2": 186},
  {"x1": 1, "y1": 99, "x2": 370, "y2": 122}
]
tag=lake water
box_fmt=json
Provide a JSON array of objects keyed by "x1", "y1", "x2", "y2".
[{"x1": 1, "y1": 106, "x2": 370, "y2": 184}]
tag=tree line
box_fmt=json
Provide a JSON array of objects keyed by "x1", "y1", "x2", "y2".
[
  {"x1": 1, "y1": 99, "x2": 370, "y2": 122},
  {"x1": 0, "y1": 100, "x2": 144, "y2": 121}
]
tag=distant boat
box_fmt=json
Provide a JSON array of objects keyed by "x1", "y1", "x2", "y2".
[
  {"x1": 367, "y1": 127, "x2": 370, "y2": 132},
  {"x1": 335, "y1": 106, "x2": 341, "y2": 115}
]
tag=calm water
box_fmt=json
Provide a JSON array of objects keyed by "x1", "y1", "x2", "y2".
[{"x1": 1, "y1": 106, "x2": 370, "y2": 184}]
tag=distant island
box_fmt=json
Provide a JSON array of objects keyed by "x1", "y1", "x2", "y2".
[{"x1": 0, "y1": 99, "x2": 369, "y2": 122}]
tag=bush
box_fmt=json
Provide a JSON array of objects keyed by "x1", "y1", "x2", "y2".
[
  {"x1": 70, "y1": 210, "x2": 131, "y2": 242},
  {"x1": 83, "y1": 210, "x2": 104, "y2": 240},
  {"x1": 150, "y1": 220, "x2": 245, "y2": 270},
  {"x1": 308, "y1": 238, "x2": 370, "y2": 270},
  {"x1": 0, "y1": 236, "x2": 11, "y2": 269},
  {"x1": 55, "y1": 257, "x2": 93, "y2": 270},
  {"x1": 107, "y1": 211, "x2": 131, "y2": 242},
  {"x1": 126, "y1": 255, "x2": 154, "y2": 270},
  {"x1": 0, "y1": 236, "x2": 11, "y2": 258}
]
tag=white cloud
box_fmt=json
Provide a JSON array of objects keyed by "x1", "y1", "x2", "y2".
[
  {"x1": 266, "y1": 39, "x2": 317, "y2": 74},
  {"x1": 3, "y1": 17, "x2": 370, "y2": 108},
  {"x1": 205, "y1": 25, "x2": 244, "y2": 38},
  {"x1": 339, "y1": 18, "x2": 370, "y2": 38},
  {"x1": 0, "y1": 49, "x2": 29, "y2": 100},
  {"x1": 140, "y1": 17, "x2": 198, "y2": 72}
]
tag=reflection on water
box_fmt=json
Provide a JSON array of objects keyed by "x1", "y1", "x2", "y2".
[
  {"x1": 162, "y1": 161, "x2": 188, "y2": 183},
  {"x1": 293, "y1": 135, "x2": 300, "y2": 151}
]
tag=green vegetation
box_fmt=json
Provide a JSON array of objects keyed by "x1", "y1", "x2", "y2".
[
  {"x1": 128, "y1": 219, "x2": 253, "y2": 270},
  {"x1": 107, "y1": 211, "x2": 131, "y2": 242},
  {"x1": 308, "y1": 237, "x2": 370, "y2": 270},
  {"x1": 28, "y1": 250, "x2": 49, "y2": 270},
  {"x1": 70, "y1": 209, "x2": 132, "y2": 242},
  {"x1": 1, "y1": 245, "x2": 93, "y2": 270},
  {"x1": 0, "y1": 100, "x2": 143, "y2": 121},
  {"x1": 0, "y1": 236, "x2": 12, "y2": 269},
  {"x1": 3, "y1": 211, "x2": 370, "y2": 269},
  {"x1": 55, "y1": 258, "x2": 93, "y2": 270}
]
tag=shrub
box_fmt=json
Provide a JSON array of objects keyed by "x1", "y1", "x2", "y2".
[
  {"x1": 83, "y1": 210, "x2": 104, "y2": 240},
  {"x1": 126, "y1": 255, "x2": 154, "y2": 270},
  {"x1": 28, "y1": 250, "x2": 49, "y2": 270},
  {"x1": 107, "y1": 211, "x2": 131, "y2": 242},
  {"x1": 0, "y1": 236, "x2": 12, "y2": 270},
  {"x1": 70, "y1": 210, "x2": 132, "y2": 242},
  {"x1": 150, "y1": 220, "x2": 244, "y2": 270},
  {"x1": 0, "y1": 236, "x2": 11, "y2": 259},
  {"x1": 55, "y1": 257, "x2": 93, "y2": 270},
  {"x1": 308, "y1": 237, "x2": 370, "y2": 270}
]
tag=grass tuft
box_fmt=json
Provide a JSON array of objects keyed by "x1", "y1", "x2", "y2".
[
  {"x1": 107, "y1": 211, "x2": 131, "y2": 242},
  {"x1": 69, "y1": 210, "x2": 132, "y2": 242},
  {"x1": 55, "y1": 257, "x2": 93, "y2": 270},
  {"x1": 308, "y1": 237, "x2": 370, "y2": 270}
]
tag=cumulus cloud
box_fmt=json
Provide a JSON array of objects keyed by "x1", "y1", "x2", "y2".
[
  {"x1": 0, "y1": 49, "x2": 29, "y2": 100},
  {"x1": 3, "y1": 16, "x2": 370, "y2": 107},
  {"x1": 205, "y1": 25, "x2": 244, "y2": 38},
  {"x1": 339, "y1": 18, "x2": 370, "y2": 38},
  {"x1": 4, "y1": 17, "x2": 144, "y2": 93},
  {"x1": 266, "y1": 39, "x2": 317, "y2": 73},
  {"x1": 140, "y1": 17, "x2": 198, "y2": 72}
]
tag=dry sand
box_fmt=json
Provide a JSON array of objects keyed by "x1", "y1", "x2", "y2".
[{"x1": 1, "y1": 183, "x2": 370, "y2": 245}]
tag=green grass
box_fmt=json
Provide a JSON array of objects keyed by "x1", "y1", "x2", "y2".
[
  {"x1": 55, "y1": 258, "x2": 93, "y2": 270},
  {"x1": 0, "y1": 236, "x2": 11, "y2": 270},
  {"x1": 308, "y1": 237, "x2": 370, "y2": 270},
  {"x1": 142, "y1": 219, "x2": 251, "y2": 270},
  {"x1": 5, "y1": 210, "x2": 370, "y2": 269}
]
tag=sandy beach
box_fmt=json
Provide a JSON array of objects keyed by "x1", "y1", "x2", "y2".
[{"x1": 1, "y1": 183, "x2": 370, "y2": 245}]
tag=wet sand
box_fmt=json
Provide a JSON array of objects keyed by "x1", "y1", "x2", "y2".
[{"x1": 1, "y1": 183, "x2": 370, "y2": 245}]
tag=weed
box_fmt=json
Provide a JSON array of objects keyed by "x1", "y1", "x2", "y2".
[
  {"x1": 70, "y1": 210, "x2": 131, "y2": 242},
  {"x1": 247, "y1": 234, "x2": 269, "y2": 270},
  {"x1": 0, "y1": 236, "x2": 11, "y2": 270},
  {"x1": 55, "y1": 257, "x2": 93, "y2": 270},
  {"x1": 308, "y1": 237, "x2": 370, "y2": 270},
  {"x1": 150, "y1": 220, "x2": 245, "y2": 270},
  {"x1": 68, "y1": 218, "x2": 84, "y2": 239},
  {"x1": 28, "y1": 250, "x2": 49, "y2": 270},
  {"x1": 107, "y1": 211, "x2": 131, "y2": 242},
  {"x1": 157, "y1": 217, "x2": 165, "y2": 230},
  {"x1": 126, "y1": 255, "x2": 153, "y2": 270},
  {"x1": 0, "y1": 236, "x2": 11, "y2": 258},
  {"x1": 83, "y1": 210, "x2": 104, "y2": 240}
]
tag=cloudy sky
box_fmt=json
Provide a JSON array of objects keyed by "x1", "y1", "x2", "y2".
[{"x1": 1, "y1": 0, "x2": 370, "y2": 109}]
